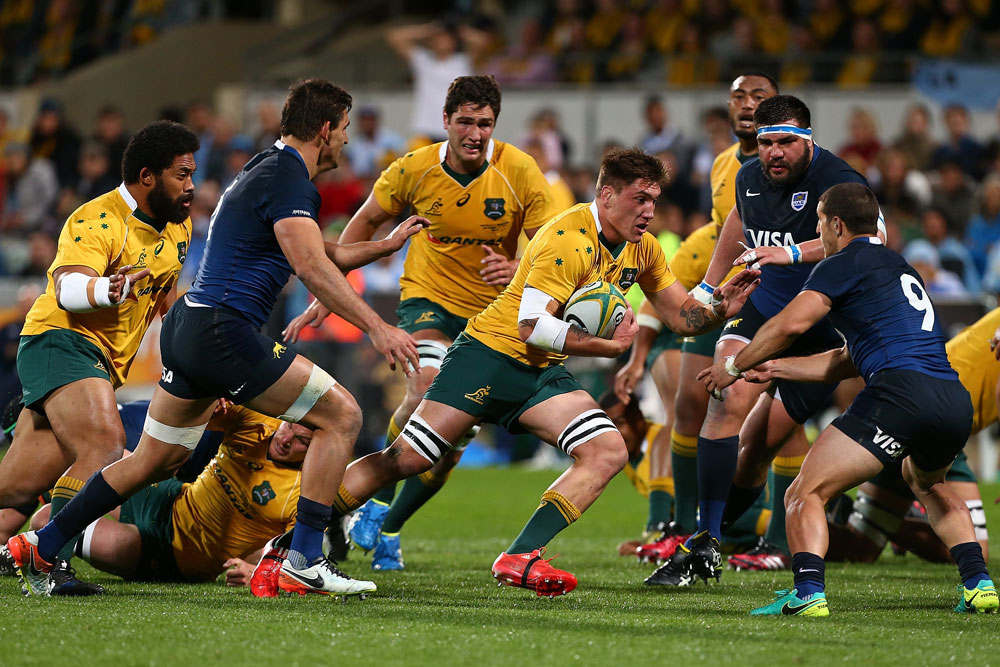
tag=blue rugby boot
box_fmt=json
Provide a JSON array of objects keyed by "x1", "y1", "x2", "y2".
[
  {"x1": 348, "y1": 500, "x2": 389, "y2": 552},
  {"x1": 372, "y1": 532, "x2": 405, "y2": 571}
]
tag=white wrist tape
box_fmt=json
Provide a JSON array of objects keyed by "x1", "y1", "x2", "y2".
[
  {"x1": 636, "y1": 313, "x2": 664, "y2": 332},
  {"x1": 58, "y1": 273, "x2": 110, "y2": 312},
  {"x1": 782, "y1": 244, "x2": 803, "y2": 264},
  {"x1": 724, "y1": 354, "x2": 743, "y2": 378},
  {"x1": 525, "y1": 314, "x2": 571, "y2": 352},
  {"x1": 520, "y1": 286, "x2": 571, "y2": 352},
  {"x1": 689, "y1": 281, "x2": 715, "y2": 305}
]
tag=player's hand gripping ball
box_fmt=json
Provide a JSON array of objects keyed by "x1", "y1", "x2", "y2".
[{"x1": 562, "y1": 281, "x2": 629, "y2": 339}]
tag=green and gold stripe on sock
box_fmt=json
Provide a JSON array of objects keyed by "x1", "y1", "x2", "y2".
[
  {"x1": 417, "y1": 469, "x2": 450, "y2": 489},
  {"x1": 670, "y1": 430, "x2": 698, "y2": 457},
  {"x1": 51, "y1": 475, "x2": 85, "y2": 504},
  {"x1": 331, "y1": 484, "x2": 363, "y2": 515},
  {"x1": 649, "y1": 476, "x2": 674, "y2": 496},
  {"x1": 539, "y1": 490, "x2": 581, "y2": 525},
  {"x1": 772, "y1": 455, "x2": 804, "y2": 478}
]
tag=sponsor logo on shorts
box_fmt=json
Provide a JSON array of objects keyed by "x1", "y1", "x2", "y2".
[
  {"x1": 414, "y1": 311, "x2": 436, "y2": 324},
  {"x1": 160, "y1": 367, "x2": 173, "y2": 383},
  {"x1": 273, "y1": 342, "x2": 287, "y2": 359},
  {"x1": 464, "y1": 386, "x2": 491, "y2": 404},
  {"x1": 873, "y1": 426, "x2": 904, "y2": 458},
  {"x1": 791, "y1": 191, "x2": 808, "y2": 211},
  {"x1": 483, "y1": 198, "x2": 506, "y2": 220},
  {"x1": 94, "y1": 360, "x2": 107, "y2": 373},
  {"x1": 724, "y1": 318, "x2": 743, "y2": 329},
  {"x1": 252, "y1": 480, "x2": 277, "y2": 505}
]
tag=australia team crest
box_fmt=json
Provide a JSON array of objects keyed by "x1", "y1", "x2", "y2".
[
  {"x1": 483, "y1": 198, "x2": 506, "y2": 220},
  {"x1": 618, "y1": 268, "x2": 638, "y2": 290},
  {"x1": 790, "y1": 191, "x2": 808, "y2": 211}
]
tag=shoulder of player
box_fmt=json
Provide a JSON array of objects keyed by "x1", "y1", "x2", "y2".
[
  {"x1": 710, "y1": 142, "x2": 740, "y2": 175},
  {"x1": 734, "y1": 157, "x2": 763, "y2": 190},
  {"x1": 812, "y1": 146, "x2": 867, "y2": 186},
  {"x1": 530, "y1": 204, "x2": 594, "y2": 248}
]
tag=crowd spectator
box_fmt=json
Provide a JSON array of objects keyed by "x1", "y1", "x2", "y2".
[
  {"x1": 1, "y1": 142, "x2": 58, "y2": 233},
  {"x1": 838, "y1": 107, "x2": 884, "y2": 178},
  {"x1": 486, "y1": 17, "x2": 556, "y2": 86},
  {"x1": 965, "y1": 175, "x2": 1000, "y2": 275},
  {"x1": 75, "y1": 140, "x2": 117, "y2": 201},
  {"x1": 639, "y1": 96, "x2": 692, "y2": 169},
  {"x1": 29, "y1": 97, "x2": 80, "y2": 188},
  {"x1": 18, "y1": 231, "x2": 56, "y2": 278},
  {"x1": 930, "y1": 157, "x2": 977, "y2": 236},
  {"x1": 92, "y1": 105, "x2": 129, "y2": 175},
  {"x1": 893, "y1": 103, "x2": 935, "y2": 172},
  {"x1": 902, "y1": 239, "x2": 968, "y2": 296},
  {"x1": 932, "y1": 104, "x2": 984, "y2": 180},
  {"x1": 252, "y1": 100, "x2": 281, "y2": 152},
  {"x1": 919, "y1": 205, "x2": 979, "y2": 291},
  {"x1": 345, "y1": 106, "x2": 405, "y2": 181}
]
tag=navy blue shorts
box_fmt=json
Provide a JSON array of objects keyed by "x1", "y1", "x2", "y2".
[
  {"x1": 158, "y1": 299, "x2": 296, "y2": 404},
  {"x1": 832, "y1": 369, "x2": 972, "y2": 472},
  {"x1": 720, "y1": 300, "x2": 843, "y2": 424}
]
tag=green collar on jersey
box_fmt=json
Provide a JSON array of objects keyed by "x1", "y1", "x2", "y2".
[
  {"x1": 133, "y1": 207, "x2": 167, "y2": 233},
  {"x1": 441, "y1": 158, "x2": 490, "y2": 187},
  {"x1": 598, "y1": 231, "x2": 626, "y2": 259}
]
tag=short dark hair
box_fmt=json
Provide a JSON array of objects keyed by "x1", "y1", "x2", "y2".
[
  {"x1": 596, "y1": 147, "x2": 667, "y2": 192},
  {"x1": 733, "y1": 71, "x2": 779, "y2": 94},
  {"x1": 444, "y1": 75, "x2": 502, "y2": 120},
  {"x1": 755, "y1": 94, "x2": 810, "y2": 129},
  {"x1": 818, "y1": 183, "x2": 880, "y2": 235},
  {"x1": 597, "y1": 390, "x2": 642, "y2": 418},
  {"x1": 280, "y1": 78, "x2": 353, "y2": 142},
  {"x1": 121, "y1": 120, "x2": 199, "y2": 184}
]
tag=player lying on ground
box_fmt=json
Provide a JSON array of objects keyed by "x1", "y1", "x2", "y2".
[
  {"x1": 254, "y1": 148, "x2": 759, "y2": 598},
  {"x1": 700, "y1": 182, "x2": 997, "y2": 615},
  {"x1": 25, "y1": 405, "x2": 307, "y2": 586}
]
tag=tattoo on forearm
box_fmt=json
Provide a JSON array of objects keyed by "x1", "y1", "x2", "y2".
[
  {"x1": 679, "y1": 305, "x2": 709, "y2": 333},
  {"x1": 568, "y1": 324, "x2": 591, "y2": 343}
]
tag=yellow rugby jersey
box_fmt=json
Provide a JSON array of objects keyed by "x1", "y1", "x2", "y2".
[
  {"x1": 171, "y1": 405, "x2": 300, "y2": 581},
  {"x1": 373, "y1": 139, "x2": 558, "y2": 319},
  {"x1": 466, "y1": 201, "x2": 676, "y2": 366},
  {"x1": 21, "y1": 184, "x2": 190, "y2": 387},
  {"x1": 623, "y1": 422, "x2": 664, "y2": 497},
  {"x1": 946, "y1": 308, "x2": 1000, "y2": 435},
  {"x1": 666, "y1": 142, "x2": 754, "y2": 292}
]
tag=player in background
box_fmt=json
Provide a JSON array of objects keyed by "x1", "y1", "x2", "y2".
[
  {"x1": 701, "y1": 183, "x2": 996, "y2": 615},
  {"x1": 8, "y1": 79, "x2": 425, "y2": 599},
  {"x1": 615, "y1": 72, "x2": 779, "y2": 560},
  {"x1": 0, "y1": 121, "x2": 197, "y2": 596},
  {"x1": 264, "y1": 149, "x2": 759, "y2": 598},
  {"x1": 821, "y1": 308, "x2": 999, "y2": 564},
  {"x1": 284, "y1": 75, "x2": 558, "y2": 571}
]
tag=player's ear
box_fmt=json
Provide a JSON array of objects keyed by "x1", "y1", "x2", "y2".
[
  {"x1": 442, "y1": 109, "x2": 449, "y2": 131},
  {"x1": 139, "y1": 167, "x2": 154, "y2": 187}
]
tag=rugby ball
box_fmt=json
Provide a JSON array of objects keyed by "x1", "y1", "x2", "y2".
[{"x1": 563, "y1": 281, "x2": 629, "y2": 339}]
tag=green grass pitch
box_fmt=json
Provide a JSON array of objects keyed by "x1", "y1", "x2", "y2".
[{"x1": 1, "y1": 468, "x2": 997, "y2": 666}]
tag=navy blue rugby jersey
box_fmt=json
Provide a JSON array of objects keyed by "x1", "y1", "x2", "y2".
[
  {"x1": 186, "y1": 141, "x2": 320, "y2": 328},
  {"x1": 735, "y1": 145, "x2": 867, "y2": 317},
  {"x1": 802, "y1": 237, "x2": 957, "y2": 383}
]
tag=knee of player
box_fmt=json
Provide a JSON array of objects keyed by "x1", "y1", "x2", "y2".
[
  {"x1": 30, "y1": 504, "x2": 51, "y2": 531},
  {"x1": 384, "y1": 439, "x2": 433, "y2": 477},
  {"x1": 311, "y1": 384, "x2": 363, "y2": 436},
  {"x1": 574, "y1": 435, "x2": 628, "y2": 478}
]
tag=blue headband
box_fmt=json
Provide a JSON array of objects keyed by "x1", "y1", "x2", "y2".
[{"x1": 757, "y1": 124, "x2": 813, "y2": 138}]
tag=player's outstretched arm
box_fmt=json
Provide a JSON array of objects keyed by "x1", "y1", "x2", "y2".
[
  {"x1": 327, "y1": 215, "x2": 429, "y2": 272},
  {"x1": 743, "y1": 346, "x2": 858, "y2": 384},
  {"x1": 647, "y1": 268, "x2": 760, "y2": 337},
  {"x1": 698, "y1": 289, "x2": 832, "y2": 395},
  {"x1": 54, "y1": 264, "x2": 150, "y2": 313},
  {"x1": 275, "y1": 216, "x2": 420, "y2": 375},
  {"x1": 734, "y1": 238, "x2": 825, "y2": 269}
]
